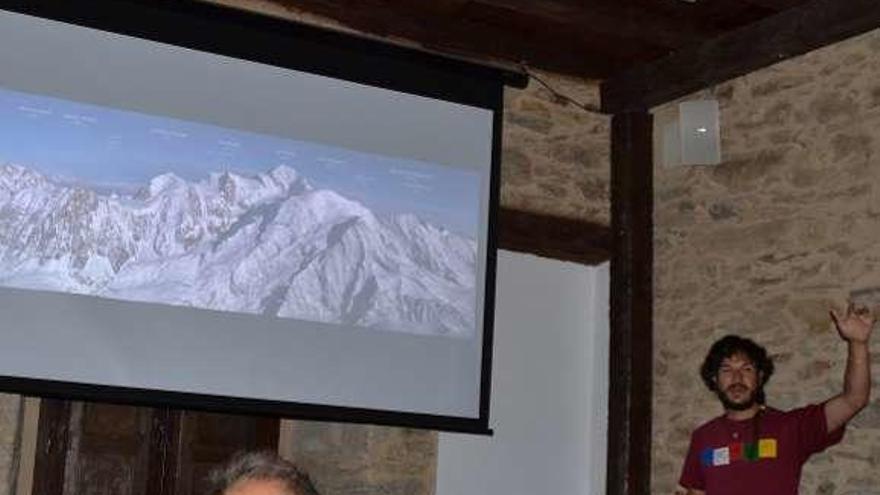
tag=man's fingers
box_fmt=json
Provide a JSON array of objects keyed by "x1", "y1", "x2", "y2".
[{"x1": 830, "y1": 309, "x2": 842, "y2": 327}]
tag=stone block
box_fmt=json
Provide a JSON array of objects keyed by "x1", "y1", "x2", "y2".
[{"x1": 281, "y1": 421, "x2": 437, "y2": 495}]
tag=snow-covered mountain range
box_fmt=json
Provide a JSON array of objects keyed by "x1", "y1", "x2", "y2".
[{"x1": 0, "y1": 163, "x2": 477, "y2": 337}]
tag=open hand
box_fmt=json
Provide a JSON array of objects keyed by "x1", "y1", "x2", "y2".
[{"x1": 830, "y1": 303, "x2": 875, "y2": 344}]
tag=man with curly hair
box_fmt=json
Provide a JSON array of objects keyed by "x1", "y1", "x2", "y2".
[
  {"x1": 208, "y1": 451, "x2": 320, "y2": 495},
  {"x1": 679, "y1": 304, "x2": 873, "y2": 495}
]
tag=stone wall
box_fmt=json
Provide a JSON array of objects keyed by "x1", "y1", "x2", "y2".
[
  {"x1": 279, "y1": 421, "x2": 437, "y2": 495},
  {"x1": 0, "y1": 394, "x2": 22, "y2": 495},
  {"x1": 501, "y1": 74, "x2": 609, "y2": 223},
  {"x1": 652, "y1": 28, "x2": 880, "y2": 495}
]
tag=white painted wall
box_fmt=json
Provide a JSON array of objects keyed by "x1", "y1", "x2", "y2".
[{"x1": 436, "y1": 250, "x2": 610, "y2": 495}]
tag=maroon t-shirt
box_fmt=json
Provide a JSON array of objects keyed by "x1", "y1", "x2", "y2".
[{"x1": 679, "y1": 404, "x2": 844, "y2": 494}]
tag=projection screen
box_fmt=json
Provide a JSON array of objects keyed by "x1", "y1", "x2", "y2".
[{"x1": 0, "y1": 0, "x2": 513, "y2": 433}]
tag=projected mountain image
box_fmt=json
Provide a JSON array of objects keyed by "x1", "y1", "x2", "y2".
[
  {"x1": 0, "y1": 162, "x2": 477, "y2": 336},
  {"x1": 0, "y1": 84, "x2": 484, "y2": 337}
]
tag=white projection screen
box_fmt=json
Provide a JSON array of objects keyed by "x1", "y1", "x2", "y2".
[{"x1": 0, "y1": 0, "x2": 515, "y2": 433}]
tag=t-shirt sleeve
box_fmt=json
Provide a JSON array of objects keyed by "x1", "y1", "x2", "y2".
[
  {"x1": 794, "y1": 402, "x2": 845, "y2": 459},
  {"x1": 679, "y1": 432, "x2": 706, "y2": 491}
]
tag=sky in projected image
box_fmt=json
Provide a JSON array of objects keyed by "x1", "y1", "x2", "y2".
[{"x1": 0, "y1": 87, "x2": 480, "y2": 337}]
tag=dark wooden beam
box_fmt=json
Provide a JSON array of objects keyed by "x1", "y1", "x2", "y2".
[
  {"x1": 32, "y1": 399, "x2": 72, "y2": 495},
  {"x1": 601, "y1": 0, "x2": 880, "y2": 113},
  {"x1": 497, "y1": 208, "x2": 611, "y2": 265},
  {"x1": 272, "y1": 0, "x2": 659, "y2": 77},
  {"x1": 737, "y1": 0, "x2": 805, "y2": 10},
  {"x1": 473, "y1": 0, "x2": 717, "y2": 48},
  {"x1": 146, "y1": 408, "x2": 182, "y2": 495},
  {"x1": 607, "y1": 111, "x2": 653, "y2": 495}
]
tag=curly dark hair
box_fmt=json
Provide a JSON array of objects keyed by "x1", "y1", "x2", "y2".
[
  {"x1": 700, "y1": 335, "x2": 775, "y2": 404},
  {"x1": 207, "y1": 451, "x2": 320, "y2": 495}
]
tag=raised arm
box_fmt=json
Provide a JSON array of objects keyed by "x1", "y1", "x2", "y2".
[{"x1": 825, "y1": 303, "x2": 873, "y2": 432}]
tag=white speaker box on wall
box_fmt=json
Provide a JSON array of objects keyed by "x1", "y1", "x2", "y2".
[
  {"x1": 678, "y1": 99, "x2": 721, "y2": 165},
  {"x1": 654, "y1": 100, "x2": 721, "y2": 167}
]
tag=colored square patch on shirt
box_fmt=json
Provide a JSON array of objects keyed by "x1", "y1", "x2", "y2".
[
  {"x1": 729, "y1": 442, "x2": 743, "y2": 461},
  {"x1": 758, "y1": 438, "x2": 777, "y2": 459},
  {"x1": 744, "y1": 442, "x2": 759, "y2": 461},
  {"x1": 713, "y1": 447, "x2": 730, "y2": 466},
  {"x1": 700, "y1": 448, "x2": 714, "y2": 467}
]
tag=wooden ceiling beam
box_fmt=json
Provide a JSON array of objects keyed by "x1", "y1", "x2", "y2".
[
  {"x1": 272, "y1": 0, "x2": 666, "y2": 77},
  {"x1": 559, "y1": 0, "x2": 777, "y2": 30},
  {"x1": 497, "y1": 208, "x2": 611, "y2": 266},
  {"x1": 413, "y1": 0, "x2": 471, "y2": 15},
  {"x1": 735, "y1": 0, "x2": 805, "y2": 11},
  {"x1": 601, "y1": 0, "x2": 880, "y2": 113},
  {"x1": 472, "y1": 0, "x2": 718, "y2": 49}
]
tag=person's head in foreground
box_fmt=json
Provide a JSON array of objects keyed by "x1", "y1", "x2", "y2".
[{"x1": 208, "y1": 451, "x2": 320, "y2": 495}]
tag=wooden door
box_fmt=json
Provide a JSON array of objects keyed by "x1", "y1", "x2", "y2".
[
  {"x1": 31, "y1": 399, "x2": 279, "y2": 495},
  {"x1": 172, "y1": 410, "x2": 280, "y2": 495}
]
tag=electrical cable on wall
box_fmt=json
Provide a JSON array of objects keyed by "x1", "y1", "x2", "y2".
[{"x1": 519, "y1": 63, "x2": 604, "y2": 115}]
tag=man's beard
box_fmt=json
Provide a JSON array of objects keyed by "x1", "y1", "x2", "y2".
[{"x1": 717, "y1": 385, "x2": 758, "y2": 411}]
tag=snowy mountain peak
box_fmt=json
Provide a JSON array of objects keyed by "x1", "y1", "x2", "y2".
[
  {"x1": 264, "y1": 164, "x2": 311, "y2": 194},
  {"x1": 214, "y1": 170, "x2": 246, "y2": 203},
  {"x1": 0, "y1": 163, "x2": 28, "y2": 175},
  {"x1": 146, "y1": 172, "x2": 186, "y2": 197},
  {"x1": 393, "y1": 213, "x2": 429, "y2": 231},
  {"x1": 306, "y1": 189, "x2": 375, "y2": 222},
  {"x1": 0, "y1": 163, "x2": 48, "y2": 191}
]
